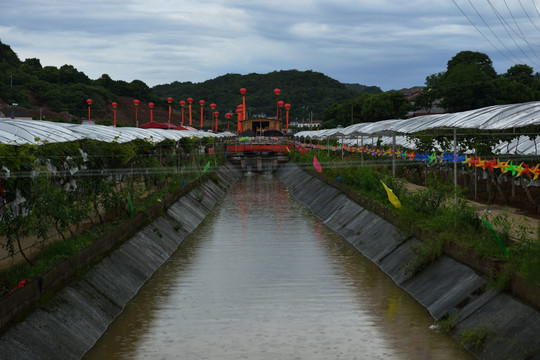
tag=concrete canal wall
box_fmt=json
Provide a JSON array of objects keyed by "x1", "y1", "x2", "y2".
[
  {"x1": 276, "y1": 162, "x2": 540, "y2": 360},
  {"x1": 0, "y1": 164, "x2": 241, "y2": 360}
]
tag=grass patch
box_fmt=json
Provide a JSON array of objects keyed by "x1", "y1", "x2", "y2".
[{"x1": 459, "y1": 326, "x2": 496, "y2": 350}]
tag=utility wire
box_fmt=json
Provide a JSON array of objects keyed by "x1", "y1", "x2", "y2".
[
  {"x1": 451, "y1": 0, "x2": 517, "y2": 64},
  {"x1": 494, "y1": 0, "x2": 540, "y2": 66},
  {"x1": 452, "y1": 0, "x2": 540, "y2": 68},
  {"x1": 470, "y1": 0, "x2": 527, "y2": 64}
]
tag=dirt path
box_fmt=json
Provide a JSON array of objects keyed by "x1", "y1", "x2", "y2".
[{"x1": 405, "y1": 182, "x2": 538, "y2": 241}]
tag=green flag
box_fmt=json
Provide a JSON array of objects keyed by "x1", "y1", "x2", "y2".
[
  {"x1": 480, "y1": 217, "x2": 509, "y2": 258},
  {"x1": 203, "y1": 161, "x2": 211, "y2": 173},
  {"x1": 127, "y1": 193, "x2": 133, "y2": 217}
]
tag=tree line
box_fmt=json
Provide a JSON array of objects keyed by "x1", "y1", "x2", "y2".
[
  {"x1": 2, "y1": 40, "x2": 538, "y2": 129},
  {"x1": 0, "y1": 40, "x2": 380, "y2": 124},
  {"x1": 322, "y1": 51, "x2": 540, "y2": 128}
]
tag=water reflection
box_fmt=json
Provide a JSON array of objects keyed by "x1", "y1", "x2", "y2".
[{"x1": 85, "y1": 175, "x2": 472, "y2": 360}]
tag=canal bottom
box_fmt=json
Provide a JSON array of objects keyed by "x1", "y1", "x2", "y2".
[{"x1": 84, "y1": 174, "x2": 473, "y2": 360}]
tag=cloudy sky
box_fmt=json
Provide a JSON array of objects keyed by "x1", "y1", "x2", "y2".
[{"x1": 2, "y1": 0, "x2": 540, "y2": 91}]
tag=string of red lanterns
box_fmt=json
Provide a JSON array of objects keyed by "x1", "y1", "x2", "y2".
[{"x1": 91, "y1": 88, "x2": 289, "y2": 132}]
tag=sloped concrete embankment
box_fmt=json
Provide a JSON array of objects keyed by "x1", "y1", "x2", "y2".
[
  {"x1": 276, "y1": 163, "x2": 539, "y2": 360},
  {"x1": 0, "y1": 164, "x2": 241, "y2": 360}
]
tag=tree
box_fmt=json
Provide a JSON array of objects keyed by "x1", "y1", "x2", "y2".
[
  {"x1": 59, "y1": 64, "x2": 90, "y2": 85},
  {"x1": 322, "y1": 93, "x2": 370, "y2": 128},
  {"x1": 446, "y1": 50, "x2": 497, "y2": 78},
  {"x1": 361, "y1": 91, "x2": 411, "y2": 122},
  {"x1": 440, "y1": 63, "x2": 497, "y2": 112},
  {"x1": 504, "y1": 64, "x2": 534, "y2": 85},
  {"x1": 413, "y1": 73, "x2": 444, "y2": 113},
  {"x1": 437, "y1": 51, "x2": 498, "y2": 112}
]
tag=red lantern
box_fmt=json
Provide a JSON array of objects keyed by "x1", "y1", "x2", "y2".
[
  {"x1": 133, "y1": 99, "x2": 140, "y2": 127},
  {"x1": 277, "y1": 101, "x2": 284, "y2": 123},
  {"x1": 86, "y1": 99, "x2": 93, "y2": 123},
  {"x1": 166, "y1": 97, "x2": 173, "y2": 123},
  {"x1": 240, "y1": 88, "x2": 247, "y2": 123},
  {"x1": 213, "y1": 111, "x2": 219, "y2": 132},
  {"x1": 210, "y1": 104, "x2": 217, "y2": 131},
  {"x1": 112, "y1": 102, "x2": 118, "y2": 127},
  {"x1": 179, "y1": 100, "x2": 186, "y2": 125},
  {"x1": 236, "y1": 108, "x2": 242, "y2": 133},
  {"x1": 199, "y1": 100, "x2": 205, "y2": 129},
  {"x1": 187, "y1": 98, "x2": 193, "y2": 125},
  {"x1": 284, "y1": 103, "x2": 291, "y2": 132},
  {"x1": 148, "y1": 102, "x2": 154, "y2": 122},
  {"x1": 274, "y1": 89, "x2": 280, "y2": 120},
  {"x1": 226, "y1": 112, "x2": 232, "y2": 131}
]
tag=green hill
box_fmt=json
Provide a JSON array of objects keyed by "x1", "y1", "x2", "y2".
[
  {"x1": 152, "y1": 70, "x2": 376, "y2": 121},
  {"x1": 0, "y1": 40, "x2": 379, "y2": 124}
]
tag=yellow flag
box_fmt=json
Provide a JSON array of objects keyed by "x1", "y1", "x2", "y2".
[{"x1": 381, "y1": 181, "x2": 402, "y2": 209}]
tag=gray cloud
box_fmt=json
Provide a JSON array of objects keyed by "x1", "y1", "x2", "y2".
[{"x1": 1, "y1": 0, "x2": 539, "y2": 90}]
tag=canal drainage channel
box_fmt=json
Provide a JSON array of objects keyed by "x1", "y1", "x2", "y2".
[
  {"x1": 275, "y1": 162, "x2": 539, "y2": 360},
  {"x1": 0, "y1": 162, "x2": 538, "y2": 360}
]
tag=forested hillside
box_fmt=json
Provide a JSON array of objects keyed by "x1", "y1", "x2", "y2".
[
  {"x1": 0, "y1": 40, "x2": 377, "y2": 125},
  {"x1": 152, "y1": 70, "x2": 374, "y2": 121}
]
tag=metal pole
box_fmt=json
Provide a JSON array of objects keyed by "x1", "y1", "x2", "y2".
[
  {"x1": 453, "y1": 128, "x2": 457, "y2": 204},
  {"x1": 392, "y1": 131, "x2": 396, "y2": 177},
  {"x1": 361, "y1": 135, "x2": 364, "y2": 168}
]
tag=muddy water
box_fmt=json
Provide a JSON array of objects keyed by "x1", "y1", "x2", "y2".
[{"x1": 84, "y1": 175, "x2": 473, "y2": 360}]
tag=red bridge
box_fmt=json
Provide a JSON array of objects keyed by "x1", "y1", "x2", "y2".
[{"x1": 226, "y1": 144, "x2": 294, "y2": 155}]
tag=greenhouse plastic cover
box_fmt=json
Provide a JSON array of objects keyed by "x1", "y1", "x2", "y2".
[
  {"x1": 0, "y1": 119, "x2": 228, "y2": 145},
  {"x1": 296, "y1": 101, "x2": 540, "y2": 140},
  {"x1": 295, "y1": 101, "x2": 540, "y2": 156}
]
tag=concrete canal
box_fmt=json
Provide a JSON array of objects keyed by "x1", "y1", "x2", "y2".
[{"x1": 84, "y1": 174, "x2": 472, "y2": 359}]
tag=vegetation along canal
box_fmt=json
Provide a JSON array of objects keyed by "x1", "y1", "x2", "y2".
[{"x1": 84, "y1": 174, "x2": 473, "y2": 359}]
